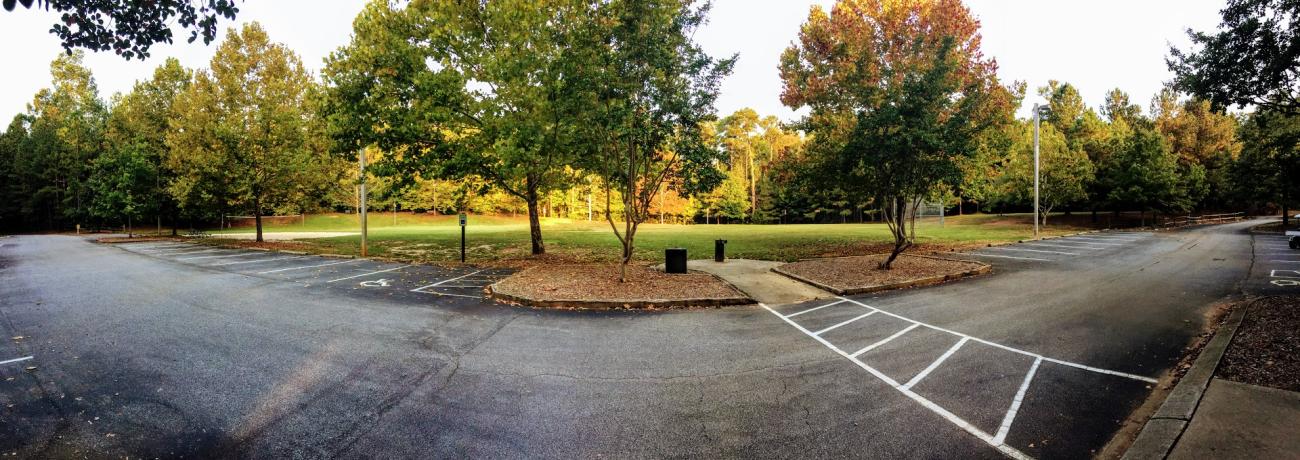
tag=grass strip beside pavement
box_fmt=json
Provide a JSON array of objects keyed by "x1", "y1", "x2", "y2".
[{"x1": 205, "y1": 213, "x2": 1089, "y2": 266}]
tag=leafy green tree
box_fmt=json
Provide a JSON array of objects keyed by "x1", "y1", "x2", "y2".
[
  {"x1": 3, "y1": 0, "x2": 239, "y2": 60},
  {"x1": 15, "y1": 51, "x2": 106, "y2": 229},
  {"x1": 1102, "y1": 127, "x2": 1186, "y2": 224},
  {"x1": 780, "y1": 0, "x2": 1014, "y2": 268},
  {"x1": 1151, "y1": 89, "x2": 1242, "y2": 209},
  {"x1": 321, "y1": 0, "x2": 597, "y2": 255},
  {"x1": 996, "y1": 121, "x2": 1094, "y2": 226},
  {"x1": 167, "y1": 23, "x2": 334, "y2": 242},
  {"x1": 1169, "y1": 0, "x2": 1300, "y2": 114},
  {"x1": 0, "y1": 115, "x2": 28, "y2": 230},
  {"x1": 574, "y1": 0, "x2": 733, "y2": 281},
  {"x1": 100, "y1": 58, "x2": 191, "y2": 234},
  {"x1": 87, "y1": 141, "x2": 154, "y2": 235},
  {"x1": 1102, "y1": 88, "x2": 1143, "y2": 125},
  {"x1": 1232, "y1": 111, "x2": 1300, "y2": 222}
]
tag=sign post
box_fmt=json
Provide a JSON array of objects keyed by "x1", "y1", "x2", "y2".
[{"x1": 459, "y1": 213, "x2": 467, "y2": 263}]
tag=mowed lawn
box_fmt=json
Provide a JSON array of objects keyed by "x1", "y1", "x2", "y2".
[{"x1": 211, "y1": 212, "x2": 1090, "y2": 264}]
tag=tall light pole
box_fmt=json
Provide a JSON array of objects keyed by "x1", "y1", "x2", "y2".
[
  {"x1": 358, "y1": 148, "x2": 368, "y2": 257},
  {"x1": 1031, "y1": 103, "x2": 1049, "y2": 239}
]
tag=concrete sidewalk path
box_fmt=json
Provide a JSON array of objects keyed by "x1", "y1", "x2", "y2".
[
  {"x1": 1168, "y1": 378, "x2": 1300, "y2": 459},
  {"x1": 685, "y1": 259, "x2": 835, "y2": 306}
]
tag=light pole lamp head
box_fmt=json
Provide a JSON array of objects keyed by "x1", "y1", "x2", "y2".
[{"x1": 1033, "y1": 104, "x2": 1051, "y2": 120}]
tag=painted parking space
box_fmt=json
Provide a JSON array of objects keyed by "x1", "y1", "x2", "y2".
[
  {"x1": 764, "y1": 297, "x2": 1157, "y2": 459},
  {"x1": 954, "y1": 232, "x2": 1153, "y2": 265},
  {"x1": 1248, "y1": 233, "x2": 1300, "y2": 295},
  {"x1": 109, "y1": 241, "x2": 513, "y2": 303}
]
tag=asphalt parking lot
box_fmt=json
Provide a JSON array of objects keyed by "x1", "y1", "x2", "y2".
[
  {"x1": 113, "y1": 241, "x2": 514, "y2": 303},
  {"x1": 1244, "y1": 232, "x2": 1300, "y2": 296},
  {"x1": 0, "y1": 221, "x2": 1264, "y2": 458}
]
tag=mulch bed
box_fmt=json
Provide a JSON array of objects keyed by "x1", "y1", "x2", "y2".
[
  {"x1": 489, "y1": 263, "x2": 750, "y2": 309},
  {"x1": 1218, "y1": 296, "x2": 1300, "y2": 392},
  {"x1": 775, "y1": 253, "x2": 989, "y2": 295}
]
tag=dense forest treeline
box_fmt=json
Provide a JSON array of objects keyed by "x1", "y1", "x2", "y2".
[{"x1": 1, "y1": 0, "x2": 1298, "y2": 270}]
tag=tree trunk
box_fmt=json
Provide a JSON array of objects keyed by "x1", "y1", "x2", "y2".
[
  {"x1": 526, "y1": 177, "x2": 545, "y2": 255},
  {"x1": 254, "y1": 203, "x2": 264, "y2": 243},
  {"x1": 880, "y1": 196, "x2": 910, "y2": 270},
  {"x1": 619, "y1": 227, "x2": 635, "y2": 283}
]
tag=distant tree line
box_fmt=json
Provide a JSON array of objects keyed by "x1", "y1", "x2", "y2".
[{"x1": 1, "y1": 0, "x2": 1298, "y2": 271}]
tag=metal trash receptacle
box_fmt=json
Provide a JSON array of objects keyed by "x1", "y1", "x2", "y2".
[
  {"x1": 665, "y1": 248, "x2": 688, "y2": 273},
  {"x1": 714, "y1": 239, "x2": 727, "y2": 262}
]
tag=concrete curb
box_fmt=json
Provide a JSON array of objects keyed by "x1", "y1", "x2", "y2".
[
  {"x1": 1122, "y1": 302, "x2": 1249, "y2": 459},
  {"x1": 770, "y1": 254, "x2": 991, "y2": 296},
  {"x1": 486, "y1": 283, "x2": 754, "y2": 310}
]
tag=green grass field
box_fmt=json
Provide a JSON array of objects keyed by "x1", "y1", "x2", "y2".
[{"x1": 211, "y1": 212, "x2": 1090, "y2": 264}]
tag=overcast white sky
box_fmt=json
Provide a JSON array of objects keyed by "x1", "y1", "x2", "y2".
[{"x1": 0, "y1": 0, "x2": 1227, "y2": 123}]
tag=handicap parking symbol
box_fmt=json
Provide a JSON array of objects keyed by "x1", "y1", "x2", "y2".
[{"x1": 360, "y1": 278, "x2": 392, "y2": 287}]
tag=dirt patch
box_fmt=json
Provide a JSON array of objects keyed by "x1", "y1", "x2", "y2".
[
  {"x1": 1219, "y1": 296, "x2": 1300, "y2": 392},
  {"x1": 489, "y1": 264, "x2": 751, "y2": 309},
  {"x1": 775, "y1": 253, "x2": 989, "y2": 295}
]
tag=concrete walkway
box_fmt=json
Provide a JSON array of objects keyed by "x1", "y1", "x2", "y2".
[
  {"x1": 684, "y1": 259, "x2": 835, "y2": 306},
  {"x1": 1169, "y1": 378, "x2": 1300, "y2": 459}
]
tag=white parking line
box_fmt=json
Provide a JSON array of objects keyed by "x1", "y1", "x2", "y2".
[
  {"x1": 256, "y1": 259, "x2": 359, "y2": 274},
  {"x1": 901, "y1": 337, "x2": 969, "y2": 390},
  {"x1": 154, "y1": 248, "x2": 223, "y2": 256},
  {"x1": 850, "y1": 323, "x2": 919, "y2": 358},
  {"x1": 1079, "y1": 234, "x2": 1141, "y2": 240},
  {"x1": 422, "y1": 291, "x2": 484, "y2": 299},
  {"x1": 0, "y1": 356, "x2": 33, "y2": 366},
  {"x1": 177, "y1": 252, "x2": 263, "y2": 261},
  {"x1": 959, "y1": 253, "x2": 1051, "y2": 262},
  {"x1": 992, "y1": 357, "x2": 1043, "y2": 445},
  {"x1": 785, "y1": 299, "x2": 848, "y2": 318},
  {"x1": 813, "y1": 311, "x2": 877, "y2": 336},
  {"x1": 1052, "y1": 237, "x2": 1123, "y2": 246},
  {"x1": 327, "y1": 265, "x2": 407, "y2": 283},
  {"x1": 1025, "y1": 242, "x2": 1109, "y2": 250},
  {"x1": 835, "y1": 297, "x2": 1156, "y2": 383},
  {"x1": 411, "y1": 269, "x2": 485, "y2": 292},
  {"x1": 211, "y1": 255, "x2": 309, "y2": 266},
  {"x1": 760, "y1": 303, "x2": 1033, "y2": 460},
  {"x1": 1270, "y1": 260, "x2": 1300, "y2": 263},
  {"x1": 990, "y1": 247, "x2": 1078, "y2": 256}
]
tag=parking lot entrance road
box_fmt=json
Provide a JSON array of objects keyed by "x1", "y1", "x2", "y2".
[{"x1": 0, "y1": 220, "x2": 1259, "y2": 458}]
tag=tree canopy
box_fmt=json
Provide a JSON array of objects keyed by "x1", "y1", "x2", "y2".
[
  {"x1": 3, "y1": 0, "x2": 240, "y2": 60},
  {"x1": 1169, "y1": 0, "x2": 1300, "y2": 113},
  {"x1": 780, "y1": 0, "x2": 1015, "y2": 268}
]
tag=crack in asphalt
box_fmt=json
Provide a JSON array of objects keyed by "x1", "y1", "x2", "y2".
[{"x1": 326, "y1": 311, "x2": 522, "y2": 458}]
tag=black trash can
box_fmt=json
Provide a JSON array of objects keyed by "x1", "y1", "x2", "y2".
[
  {"x1": 715, "y1": 239, "x2": 727, "y2": 262},
  {"x1": 665, "y1": 248, "x2": 688, "y2": 273}
]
